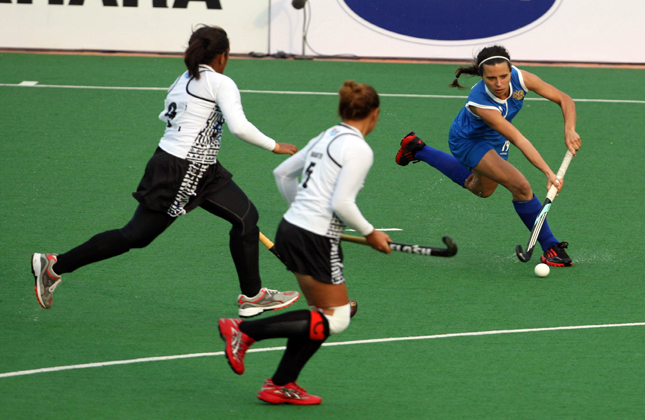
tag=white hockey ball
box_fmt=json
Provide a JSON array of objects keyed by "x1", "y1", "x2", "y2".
[{"x1": 534, "y1": 263, "x2": 550, "y2": 278}]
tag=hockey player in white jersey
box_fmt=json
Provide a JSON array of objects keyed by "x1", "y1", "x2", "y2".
[
  {"x1": 219, "y1": 81, "x2": 391, "y2": 405},
  {"x1": 31, "y1": 25, "x2": 300, "y2": 317}
]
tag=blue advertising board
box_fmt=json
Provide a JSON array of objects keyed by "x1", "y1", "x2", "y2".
[{"x1": 342, "y1": 0, "x2": 558, "y2": 41}]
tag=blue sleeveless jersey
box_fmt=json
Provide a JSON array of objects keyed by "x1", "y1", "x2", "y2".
[{"x1": 449, "y1": 66, "x2": 528, "y2": 149}]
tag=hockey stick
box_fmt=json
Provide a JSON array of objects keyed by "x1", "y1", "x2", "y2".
[
  {"x1": 341, "y1": 234, "x2": 458, "y2": 257},
  {"x1": 259, "y1": 231, "x2": 285, "y2": 264},
  {"x1": 516, "y1": 150, "x2": 574, "y2": 262},
  {"x1": 258, "y1": 232, "x2": 359, "y2": 317}
]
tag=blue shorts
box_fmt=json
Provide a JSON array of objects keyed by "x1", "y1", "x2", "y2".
[{"x1": 449, "y1": 137, "x2": 510, "y2": 170}]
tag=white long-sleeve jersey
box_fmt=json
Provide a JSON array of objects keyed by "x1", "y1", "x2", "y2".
[
  {"x1": 156, "y1": 64, "x2": 276, "y2": 217},
  {"x1": 273, "y1": 123, "x2": 375, "y2": 238},
  {"x1": 158, "y1": 64, "x2": 276, "y2": 162}
]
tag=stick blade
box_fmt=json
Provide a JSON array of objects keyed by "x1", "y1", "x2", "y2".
[
  {"x1": 515, "y1": 244, "x2": 532, "y2": 262},
  {"x1": 436, "y1": 236, "x2": 458, "y2": 257}
]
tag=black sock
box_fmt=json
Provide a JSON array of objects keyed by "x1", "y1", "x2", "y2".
[{"x1": 272, "y1": 336, "x2": 325, "y2": 386}]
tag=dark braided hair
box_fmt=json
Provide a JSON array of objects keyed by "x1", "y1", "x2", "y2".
[
  {"x1": 449, "y1": 45, "x2": 512, "y2": 89},
  {"x1": 184, "y1": 25, "x2": 229, "y2": 79}
]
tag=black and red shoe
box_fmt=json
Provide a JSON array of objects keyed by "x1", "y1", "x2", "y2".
[
  {"x1": 395, "y1": 131, "x2": 426, "y2": 166},
  {"x1": 218, "y1": 318, "x2": 255, "y2": 375},
  {"x1": 257, "y1": 378, "x2": 322, "y2": 405},
  {"x1": 541, "y1": 241, "x2": 573, "y2": 267}
]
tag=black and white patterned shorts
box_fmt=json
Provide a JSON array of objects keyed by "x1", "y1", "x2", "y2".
[
  {"x1": 275, "y1": 218, "x2": 345, "y2": 285},
  {"x1": 132, "y1": 147, "x2": 232, "y2": 215}
]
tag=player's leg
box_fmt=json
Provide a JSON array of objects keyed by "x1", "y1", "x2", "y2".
[
  {"x1": 474, "y1": 150, "x2": 562, "y2": 254},
  {"x1": 396, "y1": 132, "x2": 471, "y2": 187},
  {"x1": 470, "y1": 150, "x2": 530, "y2": 199},
  {"x1": 54, "y1": 204, "x2": 174, "y2": 274},
  {"x1": 218, "y1": 223, "x2": 350, "y2": 404},
  {"x1": 200, "y1": 180, "x2": 261, "y2": 296},
  {"x1": 262, "y1": 274, "x2": 350, "y2": 397},
  {"x1": 32, "y1": 204, "x2": 175, "y2": 309},
  {"x1": 200, "y1": 181, "x2": 299, "y2": 316},
  {"x1": 218, "y1": 307, "x2": 330, "y2": 405},
  {"x1": 463, "y1": 172, "x2": 500, "y2": 198},
  {"x1": 220, "y1": 277, "x2": 349, "y2": 405}
]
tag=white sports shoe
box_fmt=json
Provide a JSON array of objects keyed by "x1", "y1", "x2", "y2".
[
  {"x1": 237, "y1": 287, "x2": 300, "y2": 318},
  {"x1": 31, "y1": 253, "x2": 62, "y2": 309}
]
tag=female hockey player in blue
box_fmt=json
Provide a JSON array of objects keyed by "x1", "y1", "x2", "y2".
[{"x1": 396, "y1": 45, "x2": 581, "y2": 266}]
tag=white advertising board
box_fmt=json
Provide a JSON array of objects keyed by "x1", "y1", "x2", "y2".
[
  {"x1": 269, "y1": 0, "x2": 645, "y2": 64},
  {"x1": 1, "y1": 0, "x2": 644, "y2": 63},
  {"x1": 0, "y1": 0, "x2": 270, "y2": 54}
]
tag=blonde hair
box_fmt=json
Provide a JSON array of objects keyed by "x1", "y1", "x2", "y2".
[{"x1": 338, "y1": 80, "x2": 380, "y2": 120}]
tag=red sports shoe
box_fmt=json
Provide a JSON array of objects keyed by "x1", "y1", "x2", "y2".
[
  {"x1": 218, "y1": 318, "x2": 255, "y2": 375},
  {"x1": 541, "y1": 241, "x2": 573, "y2": 267},
  {"x1": 395, "y1": 131, "x2": 426, "y2": 166},
  {"x1": 257, "y1": 378, "x2": 322, "y2": 405}
]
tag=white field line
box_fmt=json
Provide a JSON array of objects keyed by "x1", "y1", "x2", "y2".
[
  {"x1": 345, "y1": 228, "x2": 403, "y2": 232},
  {"x1": 1, "y1": 82, "x2": 644, "y2": 104},
  {"x1": 2, "y1": 322, "x2": 644, "y2": 379}
]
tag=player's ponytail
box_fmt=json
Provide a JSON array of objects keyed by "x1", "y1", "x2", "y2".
[
  {"x1": 338, "y1": 80, "x2": 380, "y2": 120},
  {"x1": 184, "y1": 25, "x2": 230, "y2": 80},
  {"x1": 450, "y1": 45, "x2": 512, "y2": 89}
]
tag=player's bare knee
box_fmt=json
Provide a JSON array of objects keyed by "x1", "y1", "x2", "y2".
[
  {"x1": 475, "y1": 189, "x2": 494, "y2": 198},
  {"x1": 324, "y1": 303, "x2": 351, "y2": 335},
  {"x1": 467, "y1": 178, "x2": 497, "y2": 198},
  {"x1": 514, "y1": 182, "x2": 533, "y2": 200},
  {"x1": 507, "y1": 180, "x2": 531, "y2": 200}
]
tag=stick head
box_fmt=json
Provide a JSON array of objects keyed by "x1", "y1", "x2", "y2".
[
  {"x1": 349, "y1": 300, "x2": 358, "y2": 318},
  {"x1": 515, "y1": 244, "x2": 533, "y2": 262},
  {"x1": 438, "y1": 236, "x2": 458, "y2": 257}
]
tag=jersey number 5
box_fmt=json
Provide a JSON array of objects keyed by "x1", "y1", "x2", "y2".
[{"x1": 302, "y1": 162, "x2": 316, "y2": 188}]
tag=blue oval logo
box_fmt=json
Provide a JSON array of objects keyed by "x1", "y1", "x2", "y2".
[{"x1": 342, "y1": 0, "x2": 557, "y2": 41}]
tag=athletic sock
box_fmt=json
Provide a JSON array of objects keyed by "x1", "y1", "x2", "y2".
[
  {"x1": 272, "y1": 336, "x2": 325, "y2": 386},
  {"x1": 240, "y1": 310, "x2": 330, "y2": 386},
  {"x1": 512, "y1": 194, "x2": 559, "y2": 251},
  {"x1": 415, "y1": 145, "x2": 471, "y2": 187},
  {"x1": 240, "y1": 310, "x2": 330, "y2": 385}
]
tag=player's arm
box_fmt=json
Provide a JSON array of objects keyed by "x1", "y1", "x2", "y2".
[
  {"x1": 273, "y1": 149, "x2": 308, "y2": 205},
  {"x1": 470, "y1": 106, "x2": 559, "y2": 191},
  {"x1": 521, "y1": 69, "x2": 581, "y2": 156},
  {"x1": 330, "y1": 141, "x2": 391, "y2": 254},
  {"x1": 217, "y1": 77, "x2": 297, "y2": 155}
]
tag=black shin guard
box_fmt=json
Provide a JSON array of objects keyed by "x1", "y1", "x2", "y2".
[{"x1": 240, "y1": 309, "x2": 330, "y2": 341}]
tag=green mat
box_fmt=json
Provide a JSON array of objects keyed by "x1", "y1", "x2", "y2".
[{"x1": 1, "y1": 52, "x2": 644, "y2": 419}]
